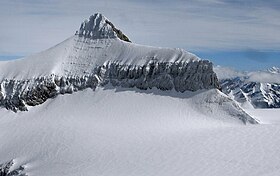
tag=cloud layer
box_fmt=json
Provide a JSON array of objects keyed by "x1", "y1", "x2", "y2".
[
  {"x1": 214, "y1": 66, "x2": 280, "y2": 83},
  {"x1": 0, "y1": 0, "x2": 280, "y2": 55}
]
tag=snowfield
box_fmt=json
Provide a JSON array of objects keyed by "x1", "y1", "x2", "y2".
[{"x1": 0, "y1": 87, "x2": 279, "y2": 176}]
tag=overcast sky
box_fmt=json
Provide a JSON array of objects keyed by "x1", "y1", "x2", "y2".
[{"x1": 0, "y1": 0, "x2": 279, "y2": 70}]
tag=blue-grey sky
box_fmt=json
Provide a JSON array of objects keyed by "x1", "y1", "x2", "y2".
[{"x1": 0, "y1": 0, "x2": 279, "y2": 70}]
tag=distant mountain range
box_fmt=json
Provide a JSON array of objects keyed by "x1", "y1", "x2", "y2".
[{"x1": 215, "y1": 66, "x2": 280, "y2": 108}]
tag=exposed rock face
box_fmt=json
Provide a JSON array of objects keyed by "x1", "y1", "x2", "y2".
[
  {"x1": 0, "y1": 60, "x2": 219, "y2": 112},
  {"x1": 0, "y1": 160, "x2": 26, "y2": 176},
  {"x1": 103, "y1": 60, "x2": 218, "y2": 91},
  {"x1": 77, "y1": 13, "x2": 131, "y2": 42},
  {"x1": 105, "y1": 20, "x2": 131, "y2": 42}
]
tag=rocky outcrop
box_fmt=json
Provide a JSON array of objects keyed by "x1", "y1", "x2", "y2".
[
  {"x1": 0, "y1": 60, "x2": 219, "y2": 112},
  {"x1": 103, "y1": 60, "x2": 218, "y2": 91},
  {"x1": 0, "y1": 160, "x2": 26, "y2": 176}
]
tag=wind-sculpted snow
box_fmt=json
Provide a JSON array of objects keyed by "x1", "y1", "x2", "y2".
[{"x1": 0, "y1": 59, "x2": 218, "y2": 112}]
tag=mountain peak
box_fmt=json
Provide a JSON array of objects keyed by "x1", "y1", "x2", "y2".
[{"x1": 76, "y1": 13, "x2": 131, "y2": 42}]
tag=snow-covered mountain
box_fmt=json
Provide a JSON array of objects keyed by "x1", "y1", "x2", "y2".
[
  {"x1": 0, "y1": 13, "x2": 265, "y2": 176},
  {"x1": 215, "y1": 66, "x2": 280, "y2": 108},
  {"x1": 0, "y1": 13, "x2": 221, "y2": 112}
]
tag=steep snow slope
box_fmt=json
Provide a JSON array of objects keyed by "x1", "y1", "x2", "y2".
[
  {"x1": 0, "y1": 37, "x2": 200, "y2": 79},
  {"x1": 215, "y1": 66, "x2": 280, "y2": 108},
  {"x1": 0, "y1": 13, "x2": 218, "y2": 112},
  {"x1": 0, "y1": 87, "x2": 263, "y2": 176}
]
